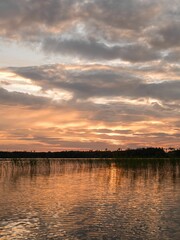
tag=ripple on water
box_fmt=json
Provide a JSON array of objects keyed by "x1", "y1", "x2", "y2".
[{"x1": 0, "y1": 159, "x2": 180, "y2": 240}]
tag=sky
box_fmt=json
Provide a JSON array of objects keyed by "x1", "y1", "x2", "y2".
[{"x1": 0, "y1": 0, "x2": 179, "y2": 151}]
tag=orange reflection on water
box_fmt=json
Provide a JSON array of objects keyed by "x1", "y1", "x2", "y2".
[{"x1": 0, "y1": 159, "x2": 180, "y2": 239}]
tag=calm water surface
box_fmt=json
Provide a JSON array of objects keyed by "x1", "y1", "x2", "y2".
[{"x1": 0, "y1": 158, "x2": 180, "y2": 240}]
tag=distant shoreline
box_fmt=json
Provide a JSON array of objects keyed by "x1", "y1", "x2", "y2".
[
  {"x1": 0, "y1": 148, "x2": 179, "y2": 159},
  {"x1": 1, "y1": 157, "x2": 180, "y2": 160}
]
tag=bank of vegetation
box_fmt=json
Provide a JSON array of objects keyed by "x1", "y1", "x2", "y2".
[{"x1": 0, "y1": 147, "x2": 179, "y2": 159}]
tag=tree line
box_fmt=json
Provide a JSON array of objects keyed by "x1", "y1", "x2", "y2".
[{"x1": 0, "y1": 147, "x2": 180, "y2": 158}]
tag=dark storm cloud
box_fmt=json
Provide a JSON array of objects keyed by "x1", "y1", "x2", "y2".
[
  {"x1": 0, "y1": 0, "x2": 20, "y2": 20},
  {"x1": 84, "y1": 0, "x2": 160, "y2": 30},
  {"x1": 0, "y1": 0, "x2": 77, "y2": 32},
  {"x1": 87, "y1": 101, "x2": 180, "y2": 124},
  {"x1": 0, "y1": 0, "x2": 159, "y2": 33},
  {"x1": 164, "y1": 50, "x2": 180, "y2": 63},
  {"x1": 0, "y1": 87, "x2": 50, "y2": 108},
  {"x1": 2, "y1": 65, "x2": 180, "y2": 126},
  {"x1": 0, "y1": 0, "x2": 179, "y2": 63},
  {"x1": 148, "y1": 22, "x2": 180, "y2": 49},
  {"x1": 134, "y1": 81, "x2": 180, "y2": 101},
  {"x1": 43, "y1": 38, "x2": 159, "y2": 62},
  {"x1": 8, "y1": 65, "x2": 180, "y2": 102},
  {"x1": 23, "y1": 0, "x2": 77, "y2": 25}
]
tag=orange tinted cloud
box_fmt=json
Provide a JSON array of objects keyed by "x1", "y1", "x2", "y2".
[{"x1": 0, "y1": 0, "x2": 179, "y2": 150}]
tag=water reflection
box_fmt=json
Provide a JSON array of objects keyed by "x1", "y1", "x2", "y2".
[{"x1": 0, "y1": 159, "x2": 180, "y2": 240}]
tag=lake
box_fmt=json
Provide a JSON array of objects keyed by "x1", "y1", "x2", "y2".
[{"x1": 0, "y1": 158, "x2": 180, "y2": 239}]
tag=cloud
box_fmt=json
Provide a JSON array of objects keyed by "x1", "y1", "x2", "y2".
[
  {"x1": 42, "y1": 38, "x2": 159, "y2": 62},
  {"x1": 0, "y1": 1, "x2": 180, "y2": 150},
  {"x1": 0, "y1": 0, "x2": 160, "y2": 34},
  {"x1": 164, "y1": 49, "x2": 180, "y2": 63},
  {"x1": 1, "y1": 64, "x2": 180, "y2": 124},
  {"x1": 0, "y1": 0, "x2": 179, "y2": 64},
  {"x1": 148, "y1": 22, "x2": 180, "y2": 49},
  {"x1": 8, "y1": 65, "x2": 180, "y2": 102},
  {"x1": 0, "y1": 0, "x2": 77, "y2": 38},
  {"x1": 0, "y1": 87, "x2": 50, "y2": 108},
  {"x1": 84, "y1": 0, "x2": 160, "y2": 31},
  {"x1": 0, "y1": 92, "x2": 179, "y2": 151},
  {"x1": 136, "y1": 80, "x2": 179, "y2": 102}
]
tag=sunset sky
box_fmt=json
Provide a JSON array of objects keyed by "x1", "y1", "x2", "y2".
[{"x1": 0, "y1": 0, "x2": 179, "y2": 151}]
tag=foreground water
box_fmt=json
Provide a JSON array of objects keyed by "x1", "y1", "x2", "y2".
[{"x1": 0, "y1": 158, "x2": 180, "y2": 240}]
